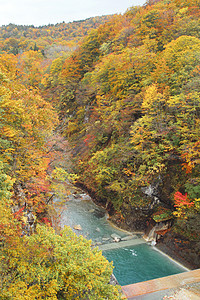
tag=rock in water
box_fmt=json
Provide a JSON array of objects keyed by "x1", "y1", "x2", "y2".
[
  {"x1": 74, "y1": 224, "x2": 82, "y2": 230},
  {"x1": 111, "y1": 233, "x2": 121, "y2": 240},
  {"x1": 113, "y1": 237, "x2": 120, "y2": 242},
  {"x1": 102, "y1": 237, "x2": 110, "y2": 241},
  {"x1": 121, "y1": 235, "x2": 137, "y2": 241}
]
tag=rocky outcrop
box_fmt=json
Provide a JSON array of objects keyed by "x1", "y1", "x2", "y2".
[{"x1": 144, "y1": 221, "x2": 171, "y2": 243}]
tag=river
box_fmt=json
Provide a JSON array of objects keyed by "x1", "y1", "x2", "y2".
[{"x1": 56, "y1": 188, "x2": 187, "y2": 286}]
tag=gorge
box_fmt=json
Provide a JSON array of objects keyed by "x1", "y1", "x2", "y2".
[
  {"x1": 0, "y1": 0, "x2": 200, "y2": 298},
  {"x1": 55, "y1": 185, "x2": 188, "y2": 286}
]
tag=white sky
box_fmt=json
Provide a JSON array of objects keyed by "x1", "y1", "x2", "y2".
[{"x1": 0, "y1": 0, "x2": 146, "y2": 26}]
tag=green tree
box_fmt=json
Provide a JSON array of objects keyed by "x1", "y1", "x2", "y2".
[{"x1": 0, "y1": 225, "x2": 120, "y2": 299}]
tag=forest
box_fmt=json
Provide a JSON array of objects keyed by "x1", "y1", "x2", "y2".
[{"x1": 0, "y1": 0, "x2": 200, "y2": 298}]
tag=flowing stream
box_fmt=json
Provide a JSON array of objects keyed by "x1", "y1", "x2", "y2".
[{"x1": 57, "y1": 189, "x2": 187, "y2": 286}]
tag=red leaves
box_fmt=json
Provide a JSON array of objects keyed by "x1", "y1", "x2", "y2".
[
  {"x1": 13, "y1": 206, "x2": 25, "y2": 220},
  {"x1": 174, "y1": 191, "x2": 194, "y2": 207},
  {"x1": 41, "y1": 217, "x2": 52, "y2": 226},
  {"x1": 84, "y1": 134, "x2": 95, "y2": 146}
]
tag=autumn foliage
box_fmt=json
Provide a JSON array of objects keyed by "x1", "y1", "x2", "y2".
[
  {"x1": 0, "y1": 0, "x2": 200, "y2": 294},
  {"x1": 0, "y1": 48, "x2": 119, "y2": 298},
  {"x1": 174, "y1": 192, "x2": 194, "y2": 208},
  {"x1": 39, "y1": 0, "x2": 200, "y2": 241}
]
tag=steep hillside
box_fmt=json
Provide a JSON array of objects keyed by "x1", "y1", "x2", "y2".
[
  {"x1": 0, "y1": 0, "x2": 199, "y2": 269},
  {"x1": 0, "y1": 15, "x2": 120, "y2": 299},
  {"x1": 42, "y1": 0, "x2": 200, "y2": 267},
  {"x1": 0, "y1": 15, "x2": 112, "y2": 57}
]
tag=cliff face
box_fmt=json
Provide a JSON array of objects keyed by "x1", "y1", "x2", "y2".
[{"x1": 157, "y1": 232, "x2": 200, "y2": 270}]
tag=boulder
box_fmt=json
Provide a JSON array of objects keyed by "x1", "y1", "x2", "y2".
[
  {"x1": 111, "y1": 233, "x2": 121, "y2": 240},
  {"x1": 121, "y1": 235, "x2": 137, "y2": 241},
  {"x1": 114, "y1": 237, "x2": 120, "y2": 242},
  {"x1": 73, "y1": 224, "x2": 82, "y2": 230}
]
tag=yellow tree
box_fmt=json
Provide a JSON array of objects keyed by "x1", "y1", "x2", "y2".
[{"x1": 0, "y1": 54, "x2": 58, "y2": 213}]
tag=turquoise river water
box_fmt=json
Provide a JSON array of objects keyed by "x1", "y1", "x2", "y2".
[{"x1": 58, "y1": 192, "x2": 187, "y2": 286}]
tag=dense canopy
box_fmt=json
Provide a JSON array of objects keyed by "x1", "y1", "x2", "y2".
[{"x1": 0, "y1": 0, "x2": 200, "y2": 297}]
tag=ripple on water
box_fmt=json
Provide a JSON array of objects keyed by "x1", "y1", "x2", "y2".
[{"x1": 104, "y1": 244, "x2": 187, "y2": 286}]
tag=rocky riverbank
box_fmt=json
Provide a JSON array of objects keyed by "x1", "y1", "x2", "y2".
[
  {"x1": 73, "y1": 182, "x2": 199, "y2": 271},
  {"x1": 109, "y1": 213, "x2": 200, "y2": 270},
  {"x1": 156, "y1": 232, "x2": 200, "y2": 270}
]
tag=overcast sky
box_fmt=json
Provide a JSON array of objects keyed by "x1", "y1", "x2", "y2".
[{"x1": 0, "y1": 0, "x2": 146, "y2": 27}]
